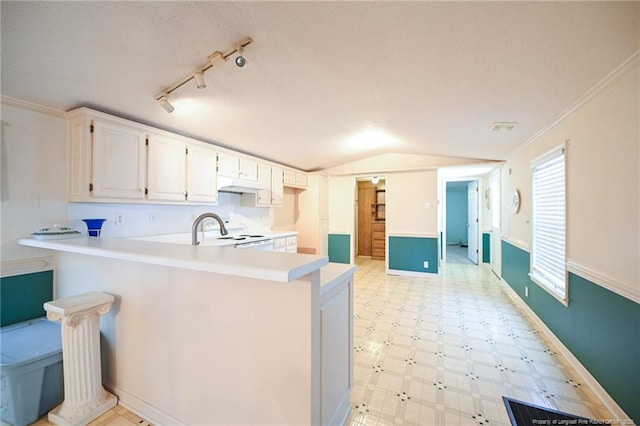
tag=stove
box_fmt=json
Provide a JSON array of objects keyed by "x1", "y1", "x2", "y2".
[{"x1": 217, "y1": 234, "x2": 273, "y2": 250}]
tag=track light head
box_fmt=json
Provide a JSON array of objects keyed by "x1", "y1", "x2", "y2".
[
  {"x1": 194, "y1": 71, "x2": 206, "y2": 89},
  {"x1": 235, "y1": 44, "x2": 246, "y2": 67},
  {"x1": 158, "y1": 95, "x2": 174, "y2": 113}
]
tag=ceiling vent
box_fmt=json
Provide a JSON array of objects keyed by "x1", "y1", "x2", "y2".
[{"x1": 490, "y1": 122, "x2": 518, "y2": 131}]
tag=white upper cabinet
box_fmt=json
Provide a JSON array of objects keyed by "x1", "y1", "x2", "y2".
[
  {"x1": 147, "y1": 134, "x2": 218, "y2": 204},
  {"x1": 295, "y1": 173, "x2": 307, "y2": 188},
  {"x1": 256, "y1": 164, "x2": 272, "y2": 206},
  {"x1": 248, "y1": 164, "x2": 284, "y2": 207},
  {"x1": 218, "y1": 153, "x2": 258, "y2": 181},
  {"x1": 239, "y1": 157, "x2": 258, "y2": 181},
  {"x1": 146, "y1": 134, "x2": 187, "y2": 202},
  {"x1": 271, "y1": 166, "x2": 284, "y2": 206},
  {"x1": 283, "y1": 169, "x2": 307, "y2": 189},
  {"x1": 187, "y1": 144, "x2": 218, "y2": 203},
  {"x1": 283, "y1": 170, "x2": 296, "y2": 186},
  {"x1": 91, "y1": 118, "x2": 147, "y2": 200},
  {"x1": 68, "y1": 108, "x2": 294, "y2": 206},
  {"x1": 68, "y1": 108, "x2": 218, "y2": 205}
]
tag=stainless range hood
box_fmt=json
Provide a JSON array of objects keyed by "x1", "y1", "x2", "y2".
[{"x1": 217, "y1": 176, "x2": 266, "y2": 193}]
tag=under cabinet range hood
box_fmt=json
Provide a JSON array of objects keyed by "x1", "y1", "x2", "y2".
[{"x1": 217, "y1": 176, "x2": 266, "y2": 193}]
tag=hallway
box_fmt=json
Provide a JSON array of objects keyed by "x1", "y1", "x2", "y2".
[{"x1": 346, "y1": 258, "x2": 610, "y2": 425}]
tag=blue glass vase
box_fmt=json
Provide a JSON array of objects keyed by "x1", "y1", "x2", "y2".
[{"x1": 82, "y1": 218, "x2": 106, "y2": 237}]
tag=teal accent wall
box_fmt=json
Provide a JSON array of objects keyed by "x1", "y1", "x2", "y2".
[
  {"x1": 389, "y1": 236, "x2": 438, "y2": 274},
  {"x1": 482, "y1": 233, "x2": 490, "y2": 263},
  {"x1": 1, "y1": 270, "x2": 53, "y2": 327},
  {"x1": 328, "y1": 234, "x2": 350, "y2": 264},
  {"x1": 446, "y1": 186, "x2": 468, "y2": 245},
  {"x1": 502, "y1": 240, "x2": 640, "y2": 422}
]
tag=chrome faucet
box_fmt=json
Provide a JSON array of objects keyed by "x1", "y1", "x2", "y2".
[{"x1": 192, "y1": 213, "x2": 229, "y2": 245}]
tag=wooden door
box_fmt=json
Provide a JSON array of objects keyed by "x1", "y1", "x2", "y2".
[{"x1": 357, "y1": 181, "x2": 375, "y2": 256}]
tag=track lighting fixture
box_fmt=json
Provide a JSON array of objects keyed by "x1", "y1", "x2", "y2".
[
  {"x1": 194, "y1": 71, "x2": 206, "y2": 89},
  {"x1": 158, "y1": 95, "x2": 174, "y2": 113},
  {"x1": 154, "y1": 37, "x2": 253, "y2": 113}
]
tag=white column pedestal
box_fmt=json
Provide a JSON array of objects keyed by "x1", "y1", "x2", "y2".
[{"x1": 44, "y1": 291, "x2": 118, "y2": 426}]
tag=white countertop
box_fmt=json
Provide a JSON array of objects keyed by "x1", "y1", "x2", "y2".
[{"x1": 17, "y1": 236, "x2": 326, "y2": 283}]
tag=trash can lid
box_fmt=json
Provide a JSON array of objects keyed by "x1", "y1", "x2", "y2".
[{"x1": 1, "y1": 317, "x2": 61, "y2": 369}]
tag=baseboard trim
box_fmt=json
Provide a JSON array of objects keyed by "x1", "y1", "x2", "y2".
[
  {"x1": 109, "y1": 385, "x2": 185, "y2": 425},
  {"x1": 498, "y1": 278, "x2": 631, "y2": 422},
  {"x1": 387, "y1": 268, "x2": 438, "y2": 277}
]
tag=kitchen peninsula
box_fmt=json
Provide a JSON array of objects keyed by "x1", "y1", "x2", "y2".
[{"x1": 18, "y1": 236, "x2": 355, "y2": 425}]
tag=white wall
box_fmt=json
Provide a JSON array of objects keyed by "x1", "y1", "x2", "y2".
[
  {"x1": 386, "y1": 170, "x2": 438, "y2": 236},
  {"x1": 327, "y1": 176, "x2": 355, "y2": 236},
  {"x1": 328, "y1": 176, "x2": 355, "y2": 262},
  {"x1": 1, "y1": 100, "x2": 68, "y2": 262},
  {"x1": 502, "y1": 53, "x2": 639, "y2": 299},
  {"x1": 67, "y1": 192, "x2": 273, "y2": 238}
]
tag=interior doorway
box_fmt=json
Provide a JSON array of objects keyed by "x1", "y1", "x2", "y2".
[
  {"x1": 356, "y1": 177, "x2": 386, "y2": 259},
  {"x1": 444, "y1": 180, "x2": 479, "y2": 265}
]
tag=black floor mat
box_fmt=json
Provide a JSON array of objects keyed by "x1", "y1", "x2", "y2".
[{"x1": 503, "y1": 396, "x2": 592, "y2": 426}]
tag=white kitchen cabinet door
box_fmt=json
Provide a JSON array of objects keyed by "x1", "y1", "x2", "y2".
[
  {"x1": 217, "y1": 153, "x2": 240, "y2": 178},
  {"x1": 187, "y1": 145, "x2": 218, "y2": 204},
  {"x1": 68, "y1": 117, "x2": 92, "y2": 201},
  {"x1": 295, "y1": 173, "x2": 307, "y2": 188},
  {"x1": 91, "y1": 119, "x2": 146, "y2": 200},
  {"x1": 146, "y1": 134, "x2": 187, "y2": 202},
  {"x1": 271, "y1": 167, "x2": 284, "y2": 206},
  {"x1": 283, "y1": 170, "x2": 296, "y2": 186},
  {"x1": 283, "y1": 169, "x2": 308, "y2": 189},
  {"x1": 239, "y1": 158, "x2": 258, "y2": 181},
  {"x1": 256, "y1": 164, "x2": 272, "y2": 206}
]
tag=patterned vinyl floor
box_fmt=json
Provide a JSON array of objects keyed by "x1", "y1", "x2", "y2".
[
  {"x1": 31, "y1": 257, "x2": 611, "y2": 426},
  {"x1": 345, "y1": 257, "x2": 611, "y2": 426}
]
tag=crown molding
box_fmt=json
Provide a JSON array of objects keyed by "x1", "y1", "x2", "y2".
[
  {"x1": 1, "y1": 96, "x2": 66, "y2": 118},
  {"x1": 510, "y1": 49, "x2": 640, "y2": 158}
]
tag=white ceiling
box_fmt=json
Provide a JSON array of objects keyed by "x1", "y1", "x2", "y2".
[{"x1": 2, "y1": 1, "x2": 638, "y2": 171}]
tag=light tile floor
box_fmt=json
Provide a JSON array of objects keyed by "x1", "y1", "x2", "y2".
[
  {"x1": 31, "y1": 404, "x2": 151, "y2": 426},
  {"x1": 31, "y1": 257, "x2": 610, "y2": 426},
  {"x1": 346, "y1": 257, "x2": 611, "y2": 426}
]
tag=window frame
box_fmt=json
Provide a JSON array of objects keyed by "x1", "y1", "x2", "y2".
[{"x1": 529, "y1": 145, "x2": 568, "y2": 306}]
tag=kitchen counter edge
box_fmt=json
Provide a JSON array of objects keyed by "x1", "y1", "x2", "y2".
[{"x1": 17, "y1": 237, "x2": 328, "y2": 283}]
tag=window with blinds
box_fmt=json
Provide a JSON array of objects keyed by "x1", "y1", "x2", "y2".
[{"x1": 530, "y1": 147, "x2": 566, "y2": 302}]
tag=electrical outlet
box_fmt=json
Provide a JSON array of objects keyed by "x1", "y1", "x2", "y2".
[
  {"x1": 149, "y1": 212, "x2": 156, "y2": 224},
  {"x1": 423, "y1": 261, "x2": 429, "y2": 268},
  {"x1": 115, "y1": 212, "x2": 124, "y2": 225},
  {"x1": 525, "y1": 286, "x2": 529, "y2": 297}
]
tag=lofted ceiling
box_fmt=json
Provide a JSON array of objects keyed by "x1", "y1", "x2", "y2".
[{"x1": 1, "y1": 1, "x2": 638, "y2": 171}]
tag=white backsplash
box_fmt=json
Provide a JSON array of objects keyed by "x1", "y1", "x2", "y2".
[{"x1": 68, "y1": 192, "x2": 275, "y2": 238}]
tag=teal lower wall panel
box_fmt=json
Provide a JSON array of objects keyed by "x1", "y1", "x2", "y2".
[
  {"x1": 388, "y1": 236, "x2": 438, "y2": 274},
  {"x1": 328, "y1": 234, "x2": 350, "y2": 264},
  {"x1": 482, "y1": 233, "x2": 490, "y2": 263},
  {"x1": 501, "y1": 241, "x2": 640, "y2": 422},
  {"x1": 1, "y1": 270, "x2": 53, "y2": 327}
]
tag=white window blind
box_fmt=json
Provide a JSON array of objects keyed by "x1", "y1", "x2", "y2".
[{"x1": 531, "y1": 148, "x2": 566, "y2": 300}]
